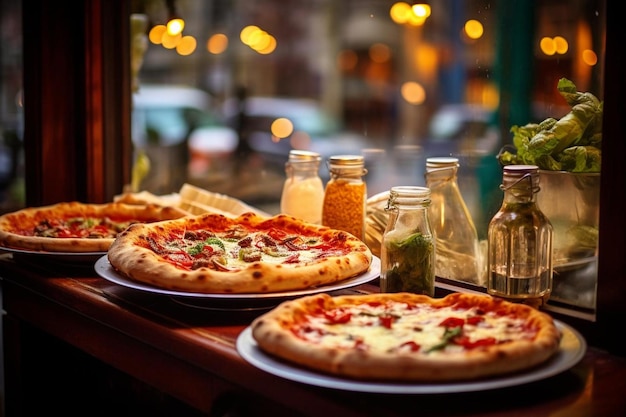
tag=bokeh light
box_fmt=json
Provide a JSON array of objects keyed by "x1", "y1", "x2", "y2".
[
  {"x1": 207, "y1": 33, "x2": 228, "y2": 54},
  {"x1": 176, "y1": 35, "x2": 197, "y2": 55},
  {"x1": 271, "y1": 118, "x2": 294, "y2": 138},
  {"x1": 464, "y1": 19, "x2": 484, "y2": 40},
  {"x1": 401, "y1": 81, "x2": 426, "y2": 105}
]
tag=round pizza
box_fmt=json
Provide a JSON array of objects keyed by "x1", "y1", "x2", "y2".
[
  {"x1": 0, "y1": 201, "x2": 188, "y2": 253},
  {"x1": 107, "y1": 212, "x2": 373, "y2": 294},
  {"x1": 251, "y1": 292, "x2": 562, "y2": 382}
]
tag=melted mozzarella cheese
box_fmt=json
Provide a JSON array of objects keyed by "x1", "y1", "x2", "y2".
[{"x1": 297, "y1": 301, "x2": 534, "y2": 355}]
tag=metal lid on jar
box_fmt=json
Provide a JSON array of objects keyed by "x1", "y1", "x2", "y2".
[
  {"x1": 328, "y1": 155, "x2": 364, "y2": 166},
  {"x1": 426, "y1": 156, "x2": 459, "y2": 169},
  {"x1": 288, "y1": 150, "x2": 321, "y2": 162},
  {"x1": 502, "y1": 165, "x2": 540, "y2": 191}
]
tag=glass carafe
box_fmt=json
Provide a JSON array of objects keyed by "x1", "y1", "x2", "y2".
[
  {"x1": 425, "y1": 157, "x2": 482, "y2": 284},
  {"x1": 487, "y1": 165, "x2": 553, "y2": 307}
]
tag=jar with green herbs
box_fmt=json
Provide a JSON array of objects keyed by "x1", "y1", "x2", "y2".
[
  {"x1": 380, "y1": 186, "x2": 435, "y2": 296},
  {"x1": 322, "y1": 155, "x2": 367, "y2": 240}
]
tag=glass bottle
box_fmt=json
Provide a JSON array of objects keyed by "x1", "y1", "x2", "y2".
[
  {"x1": 380, "y1": 186, "x2": 435, "y2": 296},
  {"x1": 487, "y1": 165, "x2": 553, "y2": 306},
  {"x1": 322, "y1": 155, "x2": 367, "y2": 240},
  {"x1": 425, "y1": 157, "x2": 482, "y2": 284},
  {"x1": 280, "y1": 150, "x2": 325, "y2": 224}
]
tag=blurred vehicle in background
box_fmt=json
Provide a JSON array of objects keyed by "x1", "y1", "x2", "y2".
[
  {"x1": 223, "y1": 96, "x2": 375, "y2": 176},
  {"x1": 132, "y1": 85, "x2": 238, "y2": 192},
  {"x1": 421, "y1": 104, "x2": 498, "y2": 159}
]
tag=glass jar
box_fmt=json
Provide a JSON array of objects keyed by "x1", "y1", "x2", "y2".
[
  {"x1": 322, "y1": 155, "x2": 367, "y2": 240},
  {"x1": 425, "y1": 157, "x2": 482, "y2": 284},
  {"x1": 487, "y1": 165, "x2": 553, "y2": 306},
  {"x1": 280, "y1": 150, "x2": 325, "y2": 224},
  {"x1": 380, "y1": 186, "x2": 435, "y2": 296}
]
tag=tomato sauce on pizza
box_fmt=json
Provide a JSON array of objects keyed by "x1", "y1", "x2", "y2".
[
  {"x1": 107, "y1": 212, "x2": 373, "y2": 294},
  {"x1": 251, "y1": 292, "x2": 562, "y2": 382}
]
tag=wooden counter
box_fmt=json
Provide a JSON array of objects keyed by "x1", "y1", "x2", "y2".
[{"x1": 1, "y1": 253, "x2": 625, "y2": 416}]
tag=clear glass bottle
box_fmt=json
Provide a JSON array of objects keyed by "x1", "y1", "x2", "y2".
[
  {"x1": 487, "y1": 165, "x2": 553, "y2": 306},
  {"x1": 322, "y1": 155, "x2": 367, "y2": 240},
  {"x1": 380, "y1": 186, "x2": 435, "y2": 296},
  {"x1": 280, "y1": 150, "x2": 325, "y2": 224},
  {"x1": 425, "y1": 157, "x2": 482, "y2": 284}
]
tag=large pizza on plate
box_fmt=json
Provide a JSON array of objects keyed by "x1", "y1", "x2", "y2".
[
  {"x1": 0, "y1": 201, "x2": 187, "y2": 253},
  {"x1": 107, "y1": 212, "x2": 373, "y2": 294},
  {"x1": 250, "y1": 292, "x2": 562, "y2": 382}
]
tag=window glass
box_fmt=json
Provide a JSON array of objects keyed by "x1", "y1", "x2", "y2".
[
  {"x1": 130, "y1": 1, "x2": 605, "y2": 313},
  {"x1": 0, "y1": 0, "x2": 23, "y2": 213}
]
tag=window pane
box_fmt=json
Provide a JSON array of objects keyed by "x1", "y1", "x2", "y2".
[
  {"x1": 130, "y1": 0, "x2": 604, "y2": 312},
  {"x1": 0, "y1": 0, "x2": 23, "y2": 213}
]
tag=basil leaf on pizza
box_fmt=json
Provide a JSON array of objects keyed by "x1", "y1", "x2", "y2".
[
  {"x1": 251, "y1": 292, "x2": 563, "y2": 382},
  {"x1": 0, "y1": 201, "x2": 187, "y2": 253},
  {"x1": 107, "y1": 212, "x2": 373, "y2": 294}
]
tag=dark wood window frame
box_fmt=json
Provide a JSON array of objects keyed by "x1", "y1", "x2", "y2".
[{"x1": 21, "y1": 1, "x2": 625, "y2": 356}]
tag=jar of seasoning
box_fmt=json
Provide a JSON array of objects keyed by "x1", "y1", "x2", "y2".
[
  {"x1": 487, "y1": 165, "x2": 553, "y2": 306},
  {"x1": 322, "y1": 155, "x2": 367, "y2": 240},
  {"x1": 280, "y1": 150, "x2": 325, "y2": 224},
  {"x1": 425, "y1": 157, "x2": 482, "y2": 284},
  {"x1": 380, "y1": 186, "x2": 435, "y2": 296}
]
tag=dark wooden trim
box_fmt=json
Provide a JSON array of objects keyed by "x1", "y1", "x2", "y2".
[{"x1": 22, "y1": 0, "x2": 130, "y2": 206}]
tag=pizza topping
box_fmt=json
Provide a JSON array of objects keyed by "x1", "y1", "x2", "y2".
[
  {"x1": 143, "y1": 226, "x2": 350, "y2": 272},
  {"x1": 293, "y1": 300, "x2": 537, "y2": 355},
  {"x1": 31, "y1": 217, "x2": 133, "y2": 239}
]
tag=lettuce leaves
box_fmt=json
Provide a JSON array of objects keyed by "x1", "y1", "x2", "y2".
[{"x1": 499, "y1": 78, "x2": 602, "y2": 172}]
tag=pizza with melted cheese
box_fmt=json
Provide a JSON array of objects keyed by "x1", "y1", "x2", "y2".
[{"x1": 251, "y1": 292, "x2": 562, "y2": 381}]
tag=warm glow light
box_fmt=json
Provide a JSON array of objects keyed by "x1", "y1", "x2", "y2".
[
  {"x1": 257, "y1": 35, "x2": 277, "y2": 54},
  {"x1": 271, "y1": 118, "x2": 294, "y2": 138},
  {"x1": 369, "y1": 43, "x2": 391, "y2": 63},
  {"x1": 207, "y1": 33, "x2": 228, "y2": 54},
  {"x1": 554, "y1": 36, "x2": 568, "y2": 54},
  {"x1": 240, "y1": 25, "x2": 260, "y2": 45},
  {"x1": 390, "y1": 2, "x2": 412, "y2": 24},
  {"x1": 249, "y1": 30, "x2": 270, "y2": 50},
  {"x1": 176, "y1": 35, "x2": 197, "y2": 55},
  {"x1": 464, "y1": 19, "x2": 484, "y2": 40},
  {"x1": 148, "y1": 25, "x2": 166, "y2": 44},
  {"x1": 582, "y1": 49, "x2": 598, "y2": 66},
  {"x1": 401, "y1": 81, "x2": 426, "y2": 105},
  {"x1": 540, "y1": 37, "x2": 556, "y2": 55},
  {"x1": 161, "y1": 31, "x2": 182, "y2": 49},
  {"x1": 166, "y1": 18, "x2": 185, "y2": 36},
  {"x1": 412, "y1": 4, "x2": 431, "y2": 19}
]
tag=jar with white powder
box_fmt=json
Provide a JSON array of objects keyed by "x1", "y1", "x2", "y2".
[{"x1": 280, "y1": 150, "x2": 325, "y2": 224}]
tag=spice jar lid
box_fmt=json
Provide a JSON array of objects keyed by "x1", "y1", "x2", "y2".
[
  {"x1": 426, "y1": 157, "x2": 459, "y2": 168},
  {"x1": 288, "y1": 150, "x2": 321, "y2": 162},
  {"x1": 328, "y1": 155, "x2": 365, "y2": 166}
]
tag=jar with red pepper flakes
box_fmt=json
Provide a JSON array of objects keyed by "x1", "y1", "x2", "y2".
[{"x1": 322, "y1": 155, "x2": 367, "y2": 240}]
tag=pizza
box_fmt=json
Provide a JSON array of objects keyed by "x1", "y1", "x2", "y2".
[
  {"x1": 250, "y1": 292, "x2": 562, "y2": 382},
  {"x1": 0, "y1": 201, "x2": 188, "y2": 253},
  {"x1": 107, "y1": 212, "x2": 373, "y2": 294}
]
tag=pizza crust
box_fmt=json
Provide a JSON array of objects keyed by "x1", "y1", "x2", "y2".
[
  {"x1": 107, "y1": 212, "x2": 373, "y2": 294},
  {"x1": 251, "y1": 292, "x2": 563, "y2": 382},
  {"x1": 0, "y1": 201, "x2": 188, "y2": 252}
]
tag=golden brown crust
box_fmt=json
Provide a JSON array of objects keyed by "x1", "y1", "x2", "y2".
[
  {"x1": 0, "y1": 201, "x2": 188, "y2": 252},
  {"x1": 251, "y1": 292, "x2": 562, "y2": 382},
  {"x1": 107, "y1": 212, "x2": 373, "y2": 294}
]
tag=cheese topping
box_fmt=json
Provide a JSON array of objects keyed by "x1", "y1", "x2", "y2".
[
  {"x1": 145, "y1": 228, "x2": 349, "y2": 271},
  {"x1": 294, "y1": 301, "x2": 536, "y2": 355}
]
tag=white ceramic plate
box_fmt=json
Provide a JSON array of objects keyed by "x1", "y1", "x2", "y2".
[
  {"x1": 94, "y1": 255, "x2": 380, "y2": 300},
  {"x1": 236, "y1": 321, "x2": 586, "y2": 394}
]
